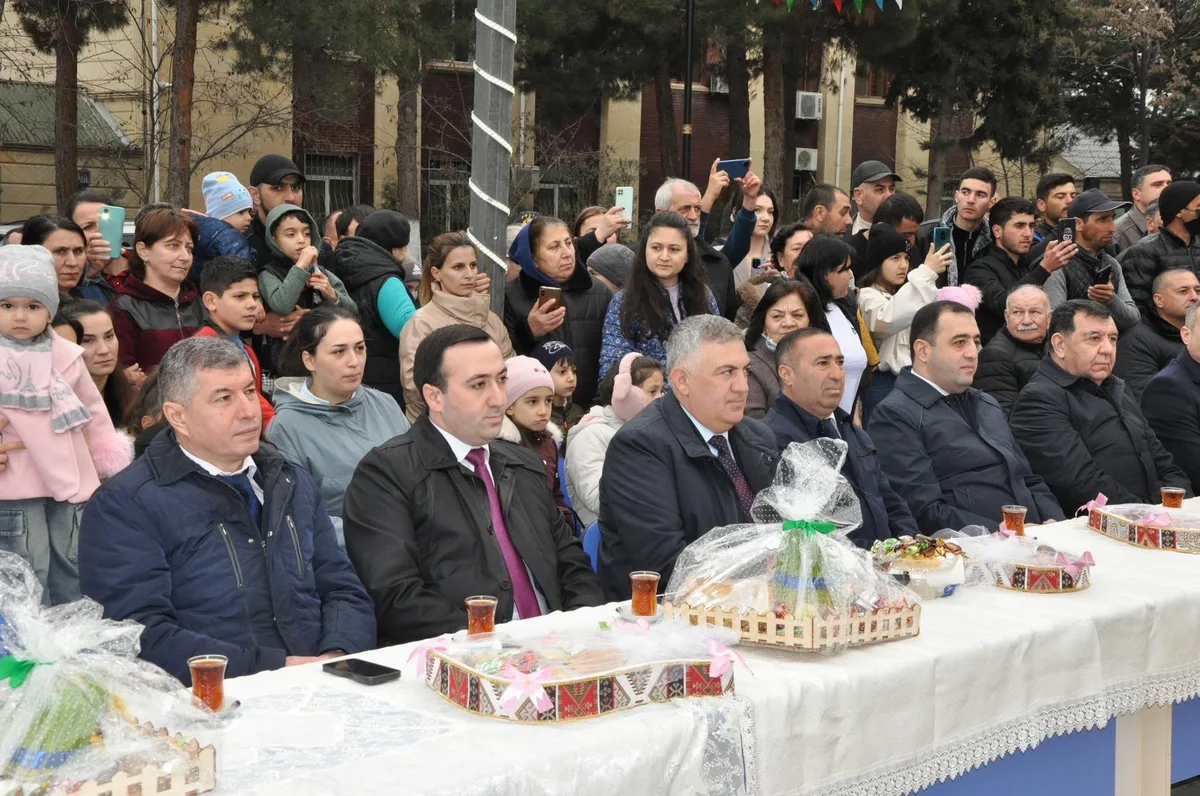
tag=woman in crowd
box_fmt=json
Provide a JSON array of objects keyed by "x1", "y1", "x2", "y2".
[
  {"x1": 565, "y1": 353, "x2": 665, "y2": 527},
  {"x1": 599, "y1": 211, "x2": 718, "y2": 375},
  {"x1": 268, "y1": 304, "x2": 410, "y2": 546},
  {"x1": 573, "y1": 206, "x2": 618, "y2": 245},
  {"x1": 506, "y1": 213, "x2": 618, "y2": 407},
  {"x1": 744, "y1": 280, "x2": 824, "y2": 419},
  {"x1": 333, "y1": 209, "x2": 418, "y2": 406},
  {"x1": 399, "y1": 232, "x2": 515, "y2": 419},
  {"x1": 728, "y1": 188, "x2": 779, "y2": 288},
  {"x1": 21, "y1": 215, "x2": 89, "y2": 300},
  {"x1": 797, "y1": 235, "x2": 874, "y2": 418},
  {"x1": 857, "y1": 224, "x2": 952, "y2": 420},
  {"x1": 53, "y1": 300, "x2": 135, "y2": 426},
  {"x1": 735, "y1": 221, "x2": 813, "y2": 329},
  {"x1": 108, "y1": 208, "x2": 204, "y2": 375}
]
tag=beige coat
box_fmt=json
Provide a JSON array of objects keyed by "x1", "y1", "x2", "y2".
[{"x1": 399, "y1": 286, "x2": 515, "y2": 420}]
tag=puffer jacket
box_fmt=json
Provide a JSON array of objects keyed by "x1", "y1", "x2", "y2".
[
  {"x1": 186, "y1": 210, "x2": 254, "y2": 284},
  {"x1": 1113, "y1": 311, "x2": 1184, "y2": 402},
  {"x1": 109, "y1": 274, "x2": 205, "y2": 371},
  {"x1": 565, "y1": 405, "x2": 625, "y2": 527},
  {"x1": 505, "y1": 224, "x2": 610, "y2": 406},
  {"x1": 1117, "y1": 229, "x2": 1200, "y2": 313},
  {"x1": 79, "y1": 430, "x2": 377, "y2": 684},
  {"x1": 973, "y1": 327, "x2": 1045, "y2": 416}
]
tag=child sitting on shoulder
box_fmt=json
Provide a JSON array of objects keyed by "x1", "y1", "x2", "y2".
[
  {"x1": 0, "y1": 245, "x2": 134, "y2": 604},
  {"x1": 186, "y1": 171, "x2": 256, "y2": 282}
]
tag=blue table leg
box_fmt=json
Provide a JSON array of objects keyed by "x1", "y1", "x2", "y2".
[
  {"x1": 917, "y1": 723, "x2": 1116, "y2": 795},
  {"x1": 1173, "y1": 698, "x2": 1200, "y2": 783}
]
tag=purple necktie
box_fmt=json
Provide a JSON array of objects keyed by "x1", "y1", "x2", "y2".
[
  {"x1": 710, "y1": 435, "x2": 756, "y2": 519},
  {"x1": 465, "y1": 448, "x2": 542, "y2": 619}
]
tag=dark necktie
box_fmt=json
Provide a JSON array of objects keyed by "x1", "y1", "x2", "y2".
[
  {"x1": 220, "y1": 472, "x2": 261, "y2": 528},
  {"x1": 710, "y1": 435, "x2": 755, "y2": 519},
  {"x1": 465, "y1": 448, "x2": 542, "y2": 619},
  {"x1": 820, "y1": 418, "x2": 841, "y2": 440},
  {"x1": 945, "y1": 392, "x2": 973, "y2": 425}
]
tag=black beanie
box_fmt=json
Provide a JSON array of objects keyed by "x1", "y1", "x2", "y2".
[
  {"x1": 357, "y1": 210, "x2": 411, "y2": 251},
  {"x1": 866, "y1": 223, "x2": 910, "y2": 270},
  {"x1": 1158, "y1": 181, "x2": 1200, "y2": 225}
]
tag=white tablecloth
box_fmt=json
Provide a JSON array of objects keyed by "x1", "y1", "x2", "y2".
[{"x1": 209, "y1": 507, "x2": 1200, "y2": 796}]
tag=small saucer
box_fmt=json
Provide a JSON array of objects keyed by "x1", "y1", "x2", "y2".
[{"x1": 615, "y1": 603, "x2": 663, "y2": 624}]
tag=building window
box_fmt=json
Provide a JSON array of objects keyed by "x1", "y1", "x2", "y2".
[
  {"x1": 855, "y1": 65, "x2": 890, "y2": 99},
  {"x1": 424, "y1": 155, "x2": 470, "y2": 238},
  {"x1": 941, "y1": 177, "x2": 959, "y2": 216},
  {"x1": 534, "y1": 183, "x2": 579, "y2": 221},
  {"x1": 303, "y1": 154, "x2": 359, "y2": 220}
]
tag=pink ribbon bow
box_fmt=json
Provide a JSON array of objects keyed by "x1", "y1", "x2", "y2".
[
  {"x1": 996, "y1": 524, "x2": 1015, "y2": 538},
  {"x1": 706, "y1": 639, "x2": 752, "y2": 679},
  {"x1": 1076, "y1": 492, "x2": 1108, "y2": 517},
  {"x1": 1144, "y1": 511, "x2": 1172, "y2": 527},
  {"x1": 1055, "y1": 551, "x2": 1095, "y2": 578},
  {"x1": 407, "y1": 635, "x2": 450, "y2": 665},
  {"x1": 498, "y1": 664, "x2": 554, "y2": 714},
  {"x1": 613, "y1": 617, "x2": 652, "y2": 632}
]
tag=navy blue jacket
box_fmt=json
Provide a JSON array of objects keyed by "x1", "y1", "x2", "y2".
[
  {"x1": 867, "y1": 370, "x2": 1064, "y2": 533},
  {"x1": 80, "y1": 430, "x2": 376, "y2": 684},
  {"x1": 1142, "y1": 349, "x2": 1200, "y2": 493},
  {"x1": 189, "y1": 211, "x2": 254, "y2": 284},
  {"x1": 765, "y1": 394, "x2": 917, "y2": 547}
]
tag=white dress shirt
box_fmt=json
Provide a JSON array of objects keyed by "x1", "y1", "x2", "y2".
[
  {"x1": 679, "y1": 402, "x2": 729, "y2": 457},
  {"x1": 179, "y1": 445, "x2": 263, "y2": 503},
  {"x1": 912, "y1": 370, "x2": 951, "y2": 397}
]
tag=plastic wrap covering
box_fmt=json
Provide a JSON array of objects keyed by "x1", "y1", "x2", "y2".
[
  {"x1": 0, "y1": 553, "x2": 210, "y2": 795},
  {"x1": 1087, "y1": 500, "x2": 1200, "y2": 553},
  {"x1": 420, "y1": 619, "x2": 740, "y2": 722},
  {"x1": 870, "y1": 535, "x2": 969, "y2": 600},
  {"x1": 955, "y1": 533, "x2": 1094, "y2": 593},
  {"x1": 663, "y1": 440, "x2": 921, "y2": 653}
]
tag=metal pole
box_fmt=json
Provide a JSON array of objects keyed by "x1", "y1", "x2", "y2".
[
  {"x1": 468, "y1": 0, "x2": 517, "y2": 315},
  {"x1": 681, "y1": 0, "x2": 695, "y2": 181}
]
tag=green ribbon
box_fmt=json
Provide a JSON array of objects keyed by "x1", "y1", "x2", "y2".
[
  {"x1": 0, "y1": 654, "x2": 38, "y2": 688},
  {"x1": 782, "y1": 519, "x2": 837, "y2": 535}
]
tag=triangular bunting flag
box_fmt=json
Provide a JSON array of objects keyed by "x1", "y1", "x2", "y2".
[
  {"x1": 811, "y1": 0, "x2": 819, "y2": 7},
  {"x1": 787, "y1": 0, "x2": 795, "y2": 10},
  {"x1": 876, "y1": 0, "x2": 884, "y2": 7},
  {"x1": 833, "y1": 0, "x2": 843, "y2": 10},
  {"x1": 852, "y1": 0, "x2": 863, "y2": 9},
  {"x1": 895, "y1": 0, "x2": 902, "y2": 6}
]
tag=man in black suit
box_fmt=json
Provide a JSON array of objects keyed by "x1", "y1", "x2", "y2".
[
  {"x1": 1141, "y1": 303, "x2": 1200, "y2": 492},
  {"x1": 765, "y1": 328, "x2": 917, "y2": 547},
  {"x1": 599, "y1": 315, "x2": 779, "y2": 599},
  {"x1": 868, "y1": 301, "x2": 1065, "y2": 533}
]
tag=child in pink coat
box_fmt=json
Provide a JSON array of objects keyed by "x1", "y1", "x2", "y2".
[{"x1": 0, "y1": 245, "x2": 133, "y2": 604}]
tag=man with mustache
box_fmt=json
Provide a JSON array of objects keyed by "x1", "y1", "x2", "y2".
[
  {"x1": 80, "y1": 336, "x2": 376, "y2": 684},
  {"x1": 342, "y1": 324, "x2": 602, "y2": 644},
  {"x1": 598, "y1": 315, "x2": 779, "y2": 600},
  {"x1": 1010, "y1": 300, "x2": 1191, "y2": 511},
  {"x1": 868, "y1": 301, "x2": 1063, "y2": 533},
  {"x1": 975, "y1": 285, "x2": 1051, "y2": 416}
]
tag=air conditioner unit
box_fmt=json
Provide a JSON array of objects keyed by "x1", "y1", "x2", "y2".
[
  {"x1": 795, "y1": 147, "x2": 819, "y2": 172},
  {"x1": 796, "y1": 91, "x2": 823, "y2": 120},
  {"x1": 710, "y1": 75, "x2": 729, "y2": 94}
]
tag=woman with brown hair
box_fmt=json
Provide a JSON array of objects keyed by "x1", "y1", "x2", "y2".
[
  {"x1": 108, "y1": 207, "x2": 204, "y2": 374},
  {"x1": 398, "y1": 232, "x2": 515, "y2": 419}
]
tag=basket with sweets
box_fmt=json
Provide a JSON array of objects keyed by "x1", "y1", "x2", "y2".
[
  {"x1": 0, "y1": 553, "x2": 215, "y2": 796},
  {"x1": 418, "y1": 620, "x2": 740, "y2": 723},
  {"x1": 1086, "y1": 494, "x2": 1200, "y2": 553},
  {"x1": 662, "y1": 440, "x2": 921, "y2": 653},
  {"x1": 955, "y1": 532, "x2": 1094, "y2": 593},
  {"x1": 871, "y1": 535, "x2": 967, "y2": 599}
]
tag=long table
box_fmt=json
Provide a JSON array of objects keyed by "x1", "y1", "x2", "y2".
[{"x1": 210, "y1": 506, "x2": 1200, "y2": 795}]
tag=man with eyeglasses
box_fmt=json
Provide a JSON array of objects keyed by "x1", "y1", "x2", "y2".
[{"x1": 917, "y1": 167, "x2": 998, "y2": 288}]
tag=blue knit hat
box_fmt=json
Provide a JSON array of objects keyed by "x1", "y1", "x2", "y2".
[{"x1": 202, "y1": 172, "x2": 253, "y2": 221}]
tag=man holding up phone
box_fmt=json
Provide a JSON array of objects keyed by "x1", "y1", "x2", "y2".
[{"x1": 1043, "y1": 189, "x2": 1141, "y2": 332}]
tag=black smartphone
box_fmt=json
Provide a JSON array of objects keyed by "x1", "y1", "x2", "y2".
[
  {"x1": 932, "y1": 226, "x2": 952, "y2": 251},
  {"x1": 716, "y1": 158, "x2": 751, "y2": 180},
  {"x1": 1093, "y1": 263, "x2": 1113, "y2": 285},
  {"x1": 1056, "y1": 218, "x2": 1077, "y2": 244},
  {"x1": 323, "y1": 658, "x2": 401, "y2": 686}
]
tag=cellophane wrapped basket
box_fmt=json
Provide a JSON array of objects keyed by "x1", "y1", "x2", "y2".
[
  {"x1": 421, "y1": 619, "x2": 739, "y2": 723},
  {"x1": 662, "y1": 440, "x2": 921, "y2": 653},
  {"x1": 956, "y1": 533, "x2": 1094, "y2": 593},
  {"x1": 0, "y1": 553, "x2": 213, "y2": 795}
]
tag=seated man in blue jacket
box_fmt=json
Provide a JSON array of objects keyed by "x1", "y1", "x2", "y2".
[
  {"x1": 80, "y1": 336, "x2": 376, "y2": 685},
  {"x1": 765, "y1": 328, "x2": 917, "y2": 546},
  {"x1": 867, "y1": 300, "x2": 1065, "y2": 533}
]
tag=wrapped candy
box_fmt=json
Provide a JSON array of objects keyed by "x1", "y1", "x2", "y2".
[
  {"x1": 0, "y1": 553, "x2": 212, "y2": 794},
  {"x1": 663, "y1": 440, "x2": 921, "y2": 653}
]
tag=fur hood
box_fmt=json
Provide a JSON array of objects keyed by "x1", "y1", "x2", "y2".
[{"x1": 499, "y1": 415, "x2": 563, "y2": 445}]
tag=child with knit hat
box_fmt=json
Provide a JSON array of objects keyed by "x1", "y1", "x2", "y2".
[
  {"x1": 187, "y1": 171, "x2": 257, "y2": 281},
  {"x1": 0, "y1": 245, "x2": 134, "y2": 604},
  {"x1": 857, "y1": 224, "x2": 953, "y2": 417},
  {"x1": 499, "y1": 355, "x2": 574, "y2": 528},
  {"x1": 531, "y1": 340, "x2": 585, "y2": 432},
  {"x1": 202, "y1": 171, "x2": 254, "y2": 233}
]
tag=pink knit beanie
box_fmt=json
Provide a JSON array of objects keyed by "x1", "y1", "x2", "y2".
[{"x1": 505, "y1": 355, "x2": 556, "y2": 408}]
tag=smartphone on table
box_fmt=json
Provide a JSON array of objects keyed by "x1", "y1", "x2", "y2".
[
  {"x1": 1056, "y1": 218, "x2": 1077, "y2": 245},
  {"x1": 97, "y1": 205, "x2": 126, "y2": 257},
  {"x1": 932, "y1": 225, "x2": 953, "y2": 252},
  {"x1": 615, "y1": 186, "x2": 634, "y2": 229},
  {"x1": 322, "y1": 657, "x2": 401, "y2": 686},
  {"x1": 537, "y1": 286, "x2": 564, "y2": 309},
  {"x1": 717, "y1": 158, "x2": 751, "y2": 181}
]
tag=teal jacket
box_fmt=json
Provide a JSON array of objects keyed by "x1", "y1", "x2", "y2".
[{"x1": 266, "y1": 378, "x2": 410, "y2": 544}]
